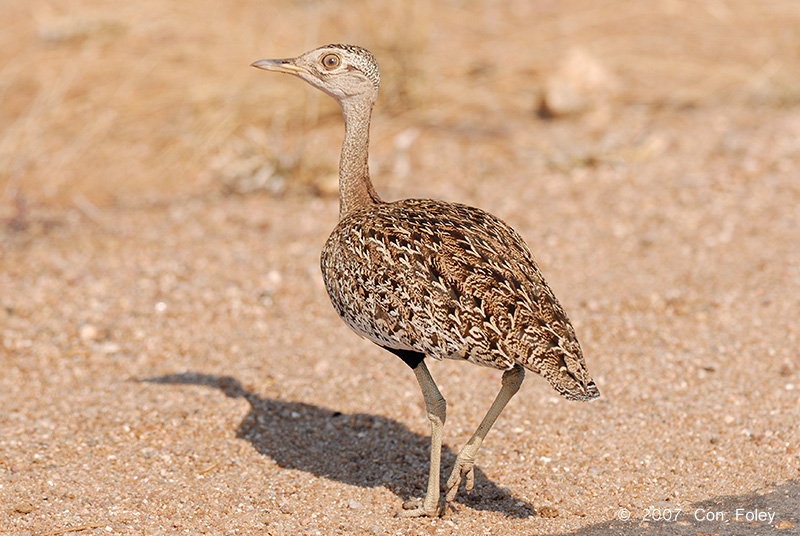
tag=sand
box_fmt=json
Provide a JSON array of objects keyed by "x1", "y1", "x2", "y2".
[
  {"x1": 2, "y1": 1, "x2": 800, "y2": 534},
  {"x1": 3, "y1": 102, "x2": 799, "y2": 535}
]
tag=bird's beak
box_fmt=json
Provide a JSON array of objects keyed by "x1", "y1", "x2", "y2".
[{"x1": 250, "y1": 58, "x2": 309, "y2": 76}]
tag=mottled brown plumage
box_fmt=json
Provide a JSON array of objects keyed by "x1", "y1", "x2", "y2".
[
  {"x1": 252, "y1": 44, "x2": 599, "y2": 518},
  {"x1": 322, "y1": 198, "x2": 597, "y2": 401}
]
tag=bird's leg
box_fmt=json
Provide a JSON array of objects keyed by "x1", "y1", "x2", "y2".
[
  {"x1": 398, "y1": 360, "x2": 447, "y2": 518},
  {"x1": 445, "y1": 364, "x2": 525, "y2": 503}
]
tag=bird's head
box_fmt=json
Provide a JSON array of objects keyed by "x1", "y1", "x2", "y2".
[{"x1": 251, "y1": 44, "x2": 380, "y2": 102}]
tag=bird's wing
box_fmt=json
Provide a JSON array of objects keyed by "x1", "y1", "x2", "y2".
[{"x1": 321, "y1": 199, "x2": 577, "y2": 370}]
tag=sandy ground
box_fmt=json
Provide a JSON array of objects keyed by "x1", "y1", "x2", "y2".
[
  {"x1": 3, "y1": 100, "x2": 800, "y2": 535},
  {"x1": 2, "y1": 1, "x2": 800, "y2": 535}
]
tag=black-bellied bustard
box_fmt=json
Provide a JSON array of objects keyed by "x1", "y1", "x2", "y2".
[{"x1": 252, "y1": 44, "x2": 599, "y2": 518}]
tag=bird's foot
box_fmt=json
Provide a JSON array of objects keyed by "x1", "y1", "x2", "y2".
[
  {"x1": 445, "y1": 454, "x2": 476, "y2": 502},
  {"x1": 396, "y1": 497, "x2": 445, "y2": 518}
]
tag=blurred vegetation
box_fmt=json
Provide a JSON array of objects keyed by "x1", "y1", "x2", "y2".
[{"x1": 1, "y1": 0, "x2": 799, "y2": 211}]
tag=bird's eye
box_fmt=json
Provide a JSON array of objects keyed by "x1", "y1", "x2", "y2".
[{"x1": 321, "y1": 53, "x2": 341, "y2": 70}]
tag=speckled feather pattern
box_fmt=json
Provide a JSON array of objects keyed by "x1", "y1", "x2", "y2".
[{"x1": 321, "y1": 198, "x2": 599, "y2": 401}]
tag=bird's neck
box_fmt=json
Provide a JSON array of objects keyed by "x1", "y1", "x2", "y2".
[{"x1": 338, "y1": 97, "x2": 382, "y2": 219}]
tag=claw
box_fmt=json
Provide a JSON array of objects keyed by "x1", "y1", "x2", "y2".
[{"x1": 402, "y1": 498, "x2": 423, "y2": 510}]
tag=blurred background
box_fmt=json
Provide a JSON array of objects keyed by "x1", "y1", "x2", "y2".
[{"x1": 1, "y1": 0, "x2": 799, "y2": 212}]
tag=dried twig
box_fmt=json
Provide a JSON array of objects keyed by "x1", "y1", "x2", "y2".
[{"x1": 40, "y1": 522, "x2": 107, "y2": 536}]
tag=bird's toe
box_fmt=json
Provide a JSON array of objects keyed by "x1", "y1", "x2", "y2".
[
  {"x1": 396, "y1": 497, "x2": 444, "y2": 518},
  {"x1": 445, "y1": 458, "x2": 476, "y2": 502}
]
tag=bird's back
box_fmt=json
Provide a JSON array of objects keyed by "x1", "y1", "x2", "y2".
[{"x1": 321, "y1": 199, "x2": 598, "y2": 400}]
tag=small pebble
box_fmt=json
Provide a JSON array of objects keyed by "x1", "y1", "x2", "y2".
[
  {"x1": 99, "y1": 341, "x2": 120, "y2": 354},
  {"x1": 79, "y1": 324, "x2": 99, "y2": 341},
  {"x1": 14, "y1": 502, "x2": 35, "y2": 514},
  {"x1": 348, "y1": 499, "x2": 362, "y2": 510}
]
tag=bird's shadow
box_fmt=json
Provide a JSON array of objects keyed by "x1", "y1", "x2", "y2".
[{"x1": 141, "y1": 372, "x2": 533, "y2": 518}]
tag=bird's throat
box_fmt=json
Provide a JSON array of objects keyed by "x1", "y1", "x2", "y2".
[{"x1": 338, "y1": 98, "x2": 382, "y2": 219}]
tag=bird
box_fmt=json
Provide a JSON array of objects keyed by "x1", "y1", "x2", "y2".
[{"x1": 251, "y1": 44, "x2": 599, "y2": 518}]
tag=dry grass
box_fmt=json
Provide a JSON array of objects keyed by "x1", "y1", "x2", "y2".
[{"x1": 1, "y1": 0, "x2": 799, "y2": 211}]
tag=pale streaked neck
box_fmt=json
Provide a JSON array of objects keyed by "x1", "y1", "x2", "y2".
[{"x1": 338, "y1": 96, "x2": 382, "y2": 220}]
